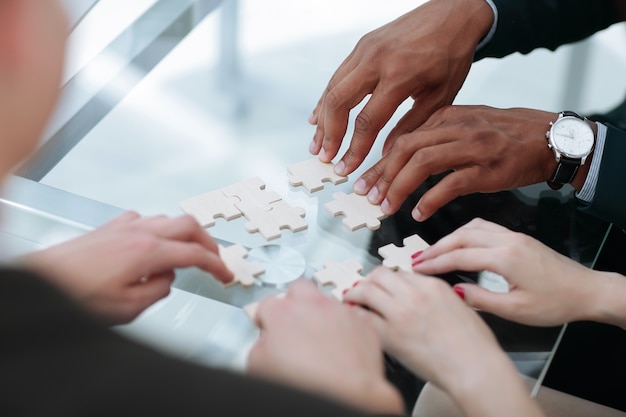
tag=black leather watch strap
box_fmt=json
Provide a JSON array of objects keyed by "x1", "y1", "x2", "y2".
[{"x1": 550, "y1": 156, "x2": 579, "y2": 184}]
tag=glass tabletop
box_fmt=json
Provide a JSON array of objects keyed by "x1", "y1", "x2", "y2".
[{"x1": 0, "y1": 0, "x2": 613, "y2": 392}]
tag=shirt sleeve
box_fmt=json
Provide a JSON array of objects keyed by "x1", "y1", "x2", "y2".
[
  {"x1": 475, "y1": 0, "x2": 620, "y2": 60},
  {"x1": 577, "y1": 124, "x2": 626, "y2": 230}
]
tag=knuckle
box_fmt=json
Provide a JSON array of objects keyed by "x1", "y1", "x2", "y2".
[
  {"x1": 354, "y1": 111, "x2": 373, "y2": 134},
  {"x1": 324, "y1": 88, "x2": 341, "y2": 110}
]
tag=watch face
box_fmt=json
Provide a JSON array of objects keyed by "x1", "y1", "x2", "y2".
[{"x1": 550, "y1": 116, "x2": 595, "y2": 158}]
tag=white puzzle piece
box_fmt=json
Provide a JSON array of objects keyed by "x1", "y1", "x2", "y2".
[
  {"x1": 221, "y1": 176, "x2": 281, "y2": 211},
  {"x1": 179, "y1": 189, "x2": 241, "y2": 227},
  {"x1": 287, "y1": 158, "x2": 348, "y2": 192},
  {"x1": 324, "y1": 192, "x2": 387, "y2": 231},
  {"x1": 313, "y1": 259, "x2": 365, "y2": 300},
  {"x1": 219, "y1": 244, "x2": 266, "y2": 287},
  {"x1": 378, "y1": 234, "x2": 430, "y2": 272},
  {"x1": 236, "y1": 199, "x2": 307, "y2": 241}
]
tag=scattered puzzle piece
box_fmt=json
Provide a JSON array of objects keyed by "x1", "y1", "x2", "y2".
[
  {"x1": 219, "y1": 244, "x2": 265, "y2": 287},
  {"x1": 221, "y1": 176, "x2": 281, "y2": 211},
  {"x1": 236, "y1": 199, "x2": 307, "y2": 241},
  {"x1": 287, "y1": 158, "x2": 348, "y2": 192},
  {"x1": 324, "y1": 192, "x2": 387, "y2": 231},
  {"x1": 378, "y1": 234, "x2": 430, "y2": 272},
  {"x1": 313, "y1": 259, "x2": 365, "y2": 300},
  {"x1": 179, "y1": 189, "x2": 241, "y2": 227}
]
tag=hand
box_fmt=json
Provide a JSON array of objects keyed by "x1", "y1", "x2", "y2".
[
  {"x1": 21, "y1": 211, "x2": 233, "y2": 324},
  {"x1": 355, "y1": 106, "x2": 558, "y2": 221},
  {"x1": 344, "y1": 268, "x2": 503, "y2": 390},
  {"x1": 310, "y1": 0, "x2": 494, "y2": 176},
  {"x1": 247, "y1": 279, "x2": 404, "y2": 415},
  {"x1": 412, "y1": 218, "x2": 598, "y2": 326},
  {"x1": 344, "y1": 268, "x2": 545, "y2": 417}
]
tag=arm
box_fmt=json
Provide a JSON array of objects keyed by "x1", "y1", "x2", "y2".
[
  {"x1": 344, "y1": 268, "x2": 546, "y2": 417},
  {"x1": 412, "y1": 218, "x2": 626, "y2": 329},
  {"x1": 578, "y1": 124, "x2": 626, "y2": 230},
  {"x1": 475, "y1": 0, "x2": 623, "y2": 60}
]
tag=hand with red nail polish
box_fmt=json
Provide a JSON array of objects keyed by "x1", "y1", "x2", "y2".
[
  {"x1": 344, "y1": 266, "x2": 543, "y2": 417},
  {"x1": 411, "y1": 218, "x2": 626, "y2": 329}
]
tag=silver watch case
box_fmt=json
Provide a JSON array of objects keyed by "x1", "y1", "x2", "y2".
[{"x1": 545, "y1": 114, "x2": 594, "y2": 164}]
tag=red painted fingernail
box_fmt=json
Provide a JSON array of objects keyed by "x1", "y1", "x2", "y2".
[
  {"x1": 342, "y1": 288, "x2": 349, "y2": 295},
  {"x1": 352, "y1": 281, "x2": 360, "y2": 287},
  {"x1": 347, "y1": 301, "x2": 356, "y2": 306},
  {"x1": 453, "y1": 286, "x2": 465, "y2": 300},
  {"x1": 411, "y1": 259, "x2": 424, "y2": 267},
  {"x1": 411, "y1": 250, "x2": 423, "y2": 259}
]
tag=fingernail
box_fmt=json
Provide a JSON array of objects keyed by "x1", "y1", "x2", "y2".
[
  {"x1": 367, "y1": 186, "x2": 379, "y2": 203},
  {"x1": 342, "y1": 288, "x2": 349, "y2": 295},
  {"x1": 319, "y1": 148, "x2": 327, "y2": 161},
  {"x1": 347, "y1": 301, "x2": 356, "y2": 306},
  {"x1": 412, "y1": 206, "x2": 423, "y2": 221},
  {"x1": 411, "y1": 250, "x2": 423, "y2": 259},
  {"x1": 353, "y1": 178, "x2": 367, "y2": 194},
  {"x1": 334, "y1": 160, "x2": 345, "y2": 175},
  {"x1": 352, "y1": 281, "x2": 360, "y2": 287},
  {"x1": 381, "y1": 199, "x2": 391, "y2": 215},
  {"x1": 308, "y1": 112, "x2": 316, "y2": 125},
  {"x1": 453, "y1": 285, "x2": 465, "y2": 300},
  {"x1": 411, "y1": 259, "x2": 424, "y2": 267},
  {"x1": 309, "y1": 140, "x2": 317, "y2": 154}
]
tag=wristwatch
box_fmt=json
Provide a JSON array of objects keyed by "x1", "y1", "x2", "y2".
[{"x1": 545, "y1": 111, "x2": 595, "y2": 186}]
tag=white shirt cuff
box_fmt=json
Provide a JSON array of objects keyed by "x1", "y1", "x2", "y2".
[
  {"x1": 576, "y1": 122, "x2": 606, "y2": 203},
  {"x1": 476, "y1": 0, "x2": 498, "y2": 51}
]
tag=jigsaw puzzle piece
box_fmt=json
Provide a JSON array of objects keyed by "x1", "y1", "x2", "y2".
[
  {"x1": 221, "y1": 177, "x2": 282, "y2": 211},
  {"x1": 287, "y1": 158, "x2": 348, "y2": 192},
  {"x1": 324, "y1": 192, "x2": 387, "y2": 231},
  {"x1": 219, "y1": 244, "x2": 266, "y2": 287},
  {"x1": 378, "y1": 234, "x2": 430, "y2": 272},
  {"x1": 179, "y1": 189, "x2": 241, "y2": 228},
  {"x1": 236, "y1": 199, "x2": 307, "y2": 241},
  {"x1": 313, "y1": 259, "x2": 365, "y2": 300}
]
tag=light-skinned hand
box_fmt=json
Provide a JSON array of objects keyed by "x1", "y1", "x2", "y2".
[
  {"x1": 21, "y1": 211, "x2": 233, "y2": 324},
  {"x1": 412, "y1": 218, "x2": 605, "y2": 326},
  {"x1": 247, "y1": 279, "x2": 404, "y2": 415}
]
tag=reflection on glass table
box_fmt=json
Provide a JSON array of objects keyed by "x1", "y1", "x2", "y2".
[{"x1": 0, "y1": 0, "x2": 614, "y2": 401}]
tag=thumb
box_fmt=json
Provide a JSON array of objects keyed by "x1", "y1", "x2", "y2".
[{"x1": 453, "y1": 283, "x2": 512, "y2": 316}]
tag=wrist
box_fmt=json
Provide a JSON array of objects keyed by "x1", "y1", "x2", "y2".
[
  {"x1": 429, "y1": 0, "x2": 495, "y2": 48},
  {"x1": 585, "y1": 271, "x2": 626, "y2": 329}
]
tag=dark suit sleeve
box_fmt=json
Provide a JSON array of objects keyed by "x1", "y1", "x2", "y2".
[
  {"x1": 577, "y1": 125, "x2": 626, "y2": 230},
  {"x1": 475, "y1": 0, "x2": 621, "y2": 60},
  {"x1": 0, "y1": 269, "x2": 377, "y2": 417}
]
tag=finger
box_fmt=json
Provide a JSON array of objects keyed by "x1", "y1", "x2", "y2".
[
  {"x1": 351, "y1": 305, "x2": 387, "y2": 337},
  {"x1": 418, "y1": 223, "x2": 506, "y2": 261},
  {"x1": 253, "y1": 292, "x2": 291, "y2": 330},
  {"x1": 413, "y1": 246, "x2": 507, "y2": 277},
  {"x1": 383, "y1": 102, "x2": 434, "y2": 155},
  {"x1": 453, "y1": 283, "x2": 519, "y2": 320},
  {"x1": 344, "y1": 269, "x2": 403, "y2": 319},
  {"x1": 140, "y1": 215, "x2": 221, "y2": 254},
  {"x1": 103, "y1": 211, "x2": 141, "y2": 227},
  {"x1": 286, "y1": 278, "x2": 324, "y2": 300},
  {"x1": 150, "y1": 240, "x2": 233, "y2": 283},
  {"x1": 379, "y1": 137, "x2": 469, "y2": 216},
  {"x1": 319, "y1": 72, "x2": 378, "y2": 163},
  {"x1": 126, "y1": 272, "x2": 175, "y2": 312},
  {"x1": 410, "y1": 166, "x2": 491, "y2": 221},
  {"x1": 352, "y1": 155, "x2": 388, "y2": 200},
  {"x1": 337, "y1": 87, "x2": 408, "y2": 175}
]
